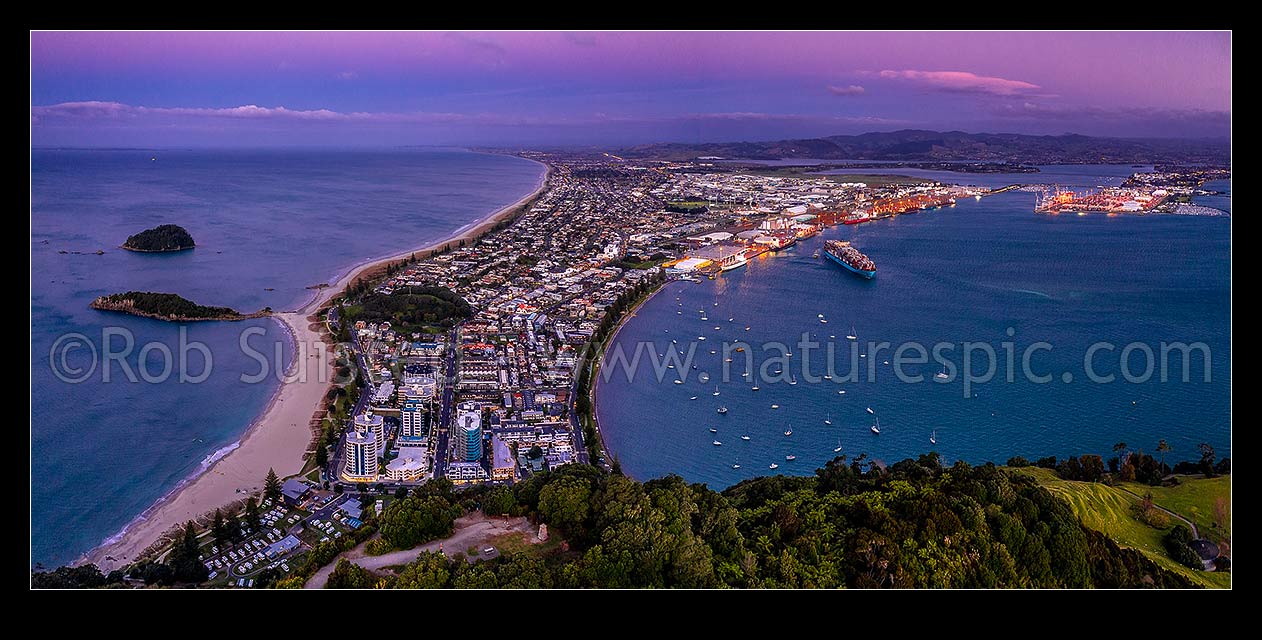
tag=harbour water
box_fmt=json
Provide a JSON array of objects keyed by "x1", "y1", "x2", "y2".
[
  {"x1": 596, "y1": 166, "x2": 1230, "y2": 488},
  {"x1": 30, "y1": 148, "x2": 545, "y2": 567}
]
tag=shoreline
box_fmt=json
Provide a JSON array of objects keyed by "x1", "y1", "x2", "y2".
[{"x1": 80, "y1": 155, "x2": 550, "y2": 572}]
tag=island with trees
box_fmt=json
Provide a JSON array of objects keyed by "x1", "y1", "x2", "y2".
[
  {"x1": 90, "y1": 291, "x2": 270, "y2": 322},
  {"x1": 121, "y1": 224, "x2": 196, "y2": 253}
]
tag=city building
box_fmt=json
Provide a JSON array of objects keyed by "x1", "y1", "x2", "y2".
[
  {"x1": 400, "y1": 400, "x2": 425, "y2": 439},
  {"x1": 447, "y1": 461, "x2": 488, "y2": 482},
  {"x1": 341, "y1": 427, "x2": 378, "y2": 482},
  {"x1": 384, "y1": 454, "x2": 428, "y2": 482},
  {"x1": 490, "y1": 435, "x2": 515, "y2": 482},
  {"x1": 455, "y1": 403, "x2": 483, "y2": 463},
  {"x1": 355, "y1": 411, "x2": 385, "y2": 457}
]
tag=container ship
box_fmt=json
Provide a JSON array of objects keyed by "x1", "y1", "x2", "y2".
[{"x1": 823, "y1": 240, "x2": 876, "y2": 279}]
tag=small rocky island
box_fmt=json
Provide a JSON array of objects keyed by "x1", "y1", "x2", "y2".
[
  {"x1": 122, "y1": 224, "x2": 196, "y2": 252},
  {"x1": 91, "y1": 292, "x2": 270, "y2": 322}
]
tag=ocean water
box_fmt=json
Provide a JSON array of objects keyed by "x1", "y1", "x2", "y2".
[
  {"x1": 31, "y1": 148, "x2": 544, "y2": 567},
  {"x1": 596, "y1": 166, "x2": 1231, "y2": 488}
]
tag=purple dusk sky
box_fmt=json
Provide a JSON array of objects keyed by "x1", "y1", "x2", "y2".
[{"x1": 30, "y1": 31, "x2": 1231, "y2": 147}]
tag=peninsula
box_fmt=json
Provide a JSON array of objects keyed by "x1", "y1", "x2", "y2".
[
  {"x1": 90, "y1": 291, "x2": 269, "y2": 322},
  {"x1": 122, "y1": 224, "x2": 196, "y2": 253}
]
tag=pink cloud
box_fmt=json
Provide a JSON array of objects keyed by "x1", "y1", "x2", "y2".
[
  {"x1": 827, "y1": 84, "x2": 866, "y2": 96},
  {"x1": 876, "y1": 69, "x2": 1040, "y2": 96}
]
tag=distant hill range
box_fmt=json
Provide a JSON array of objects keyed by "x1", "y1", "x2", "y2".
[{"x1": 619, "y1": 130, "x2": 1230, "y2": 165}]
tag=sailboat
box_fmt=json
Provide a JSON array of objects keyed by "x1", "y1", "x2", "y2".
[
  {"x1": 732, "y1": 462, "x2": 741, "y2": 470},
  {"x1": 935, "y1": 365, "x2": 949, "y2": 380},
  {"x1": 751, "y1": 385, "x2": 760, "y2": 391},
  {"x1": 930, "y1": 430, "x2": 937, "y2": 445},
  {"x1": 846, "y1": 325, "x2": 857, "y2": 340},
  {"x1": 713, "y1": 385, "x2": 720, "y2": 396},
  {"x1": 871, "y1": 417, "x2": 881, "y2": 435},
  {"x1": 784, "y1": 424, "x2": 793, "y2": 436},
  {"x1": 824, "y1": 412, "x2": 832, "y2": 426},
  {"x1": 833, "y1": 439, "x2": 843, "y2": 453}
]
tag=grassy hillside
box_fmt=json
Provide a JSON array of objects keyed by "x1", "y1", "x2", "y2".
[
  {"x1": 1011, "y1": 467, "x2": 1230, "y2": 588},
  {"x1": 1120, "y1": 476, "x2": 1232, "y2": 547}
]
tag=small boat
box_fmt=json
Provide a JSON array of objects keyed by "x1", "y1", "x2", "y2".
[
  {"x1": 838, "y1": 390, "x2": 846, "y2": 395},
  {"x1": 672, "y1": 339, "x2": 677, "y2": 344},
  {"x1": 871, "y1": 418, "x2": 881, "y2": 435},
  {"x1": 689, "y1": 396, "x2": 697, "y2": 400},
  {"x1": 735, "y1": 347, "x2": 745, "y2": 352},
  {"x1": 785, "y1": 455, "x2": 796, "y2": 461},
  {"x1": 744, "y1": 326, "x2": 751, "y2": 331},
  {"x1": 788, "y1": 379, "x2": 798, "y2": 386},
  {"x1": 818, "y1": 314, "x2": 825, "y2": 319},
  {"x1": 698, "y1": 336, "x2": 706, "y2": 341},
  {"x1": 769, "y1": 463, "x2": 779, "y2": 470},
  {"x1": 751, "y1": 386, "x2": 760, "y2": 391},
  {"x1": 784, "y1": 427, "x2": 793, "y2": 436},
  {"x1": 710, "y1": 350, "x2": 717, "y2": 354},
  {"x1": 713, "y1": 440, "x2": 722, "y2": 446},
  {"x1": 820, "y1": 319, "x2": 828, "y2": 324},
  {"x1": 674, "y1": 380, "x2": 683, "y2": 385},
  {"x1": 930, "y1": 430, "x2": 937, "y2": 445},
  {"x1": 866, "y1": 407, "x2": 874, "y2": 414},
  {"x1": 771, "y1": 404, "x2": 780, "y2": 409},
  {"x1": 713, "y1": 302, "x2": 718, "y2": 307},
  {"x1": 717, "y1": 406, "x2": 728, "y2": 415},
  {"x1": 813, "y1": 250, "x2": 820, "y2": 258},
  {"x1": 860, "y1": 353, "x2": 867, "y2": 358},
  {"x1": 823, "y1": 375, "x2": 832, "y2": 380},
  {"x1": 935, "y1": 366, "x2": 949, "y2": 380},
  {"x1": 824, "y1": 413, "x2": 832, "y2": 426},
  {"x1": 833, "y1": 439, "x2": 843, "y2": 453},
  {"x1": 714, "y1": 326, "x2": 721, "y2": 330},
  {"x1": 724, "y1": 358, "x2": 733, "y2": 363},
  {"x1": 728, "y1": 318, "x2": 734, "y2": 322},
  {"x1": 741, "y1": 435, "x2": 750, "y2": 441},
  {"x1": 709, "y1": 427, "x2": 718, "y2": 433},
  {"x1": 732, "y1": 463, "x2": 741, "y2": 469},
  {"x1": 668, "y1": 364, "x2": 675, "y2": 369}
]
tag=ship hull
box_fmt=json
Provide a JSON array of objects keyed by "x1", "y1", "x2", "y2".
[{"x1": 824, "y1": 249, "x2": 876, "y2": 279}]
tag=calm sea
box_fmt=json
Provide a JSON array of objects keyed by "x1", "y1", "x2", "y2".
[
  {"x1": 596, "y1": 165, "x2": 1231, "y2": 488},
  {"x1": 31, "y1": 148, "x2": 544, "y2": 567}
]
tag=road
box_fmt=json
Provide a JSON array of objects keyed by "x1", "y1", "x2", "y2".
[
  {"x1": 432, "y1": 326, "x2": 459, "y2": 479},
  {"x1": 303, "y1": 513, "x2": 535, "y2": 588}
]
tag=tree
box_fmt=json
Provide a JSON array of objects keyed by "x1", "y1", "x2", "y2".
[
  {"x1": 167, "y1": 521, "x2": 209, "y2": 583},
  {"x1": 264, "y1": 468, "x2": 282, "y2": 502},
  {"x1": 528, "y1": 444, "x2": 543, "y2": 460},
  {"x1": 244, "y1": 497, "x2": 261, "y2": 531},
  {"x1": 1156, "y1": 439, "x2": 1171, "y2": 475},
  {"x1": 315, "y1": 444, "x2": 328, "y2": 468},
  {"x1": 482, "y1": 486, "x2": 515, "y2": 516},
  {"x1": 1198, "y1": 443, "x2": 1216, "y2": 478},
  {"x1": 1112, "y1": 442, "x2": 1128, "y2": 461},
  {"x1": 537, "y1": 475, "x2": 592, "y2": 537},
  {"x1": 379, "y1": 495, "x2": 462, "y2": 549},
  {"x1": 394, "y1": 551, "x2": 451, "y2": 588},
  {"x1": 326, "y1": 558, "x2": 378, "y2": 589},
  {"x1": 211, "y1": 509, "x2": 231, "y2": 548}
]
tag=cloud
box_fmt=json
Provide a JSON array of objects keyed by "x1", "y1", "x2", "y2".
[
  {"x1": 875, "y1": 69, "x2": 1040, "y2": 96},
  {"x1": 31, "y1": 101, "x2": 486, "y2": 125},
  {"x1": 827, "y1": 84, "x2": 866, "y2": 96},
  {"x1": 336, "y1": 71, "x2": 357, "y2": 80}
]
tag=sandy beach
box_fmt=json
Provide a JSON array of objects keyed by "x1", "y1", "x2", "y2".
[{"x1": 83, "y1": 159, "x2": 548, "y2": 572}]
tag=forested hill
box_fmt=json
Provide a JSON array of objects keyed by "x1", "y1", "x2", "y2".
[{"x1": 620, "y1": 130, "x2": 1230, "y2": 165}]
